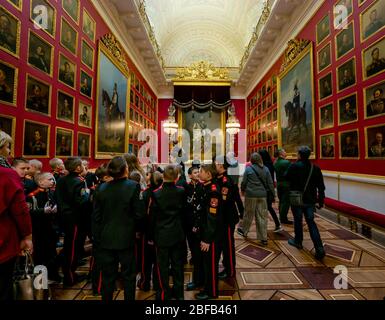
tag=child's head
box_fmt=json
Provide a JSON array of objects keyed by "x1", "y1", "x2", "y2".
[
  {"x1": 27, "y1": 159, "x2": 43, "y2": 176},
  {"x1": 64, "y1": 157, "x2": 84, "y2": 174},
  {"x1": 199, "y1": 164, "x2": 217, "y2": 182},
  {"x1": 129, "y1": 171, "x2": 141, "y2": 184},
  {"x1": 108, "y1": 156, "x2": 128, "y2": 179},
  {"x1": 213, "y1": 155, "x2": 228, "y2": 174},
  {"x1": 11, "y1": 157, "x2": 30, "y2": 178},
  {"x1": 49, "y1": 158, "x2": 64, "y2": 171},
  {"x1": 188, "y1": 166, "x2": 199, "y2": 182},
  {"x1": 81, "y1": 160, "x2": 89, "y2": 177},
  {"x1": 163, "y1": 165, "x2": 178, "y2": 182},
  {"x1": 151, "y1": 171, "x2": 163, "y2": 188},
  {"x1": 35, "y1": 172, "x2": 55, "y2": 189},
  {"x1": 95, "y1": 163, "x2": 111, "y2": 183}
]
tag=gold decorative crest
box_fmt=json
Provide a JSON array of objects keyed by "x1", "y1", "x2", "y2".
[
  {"x1": 174, "y1": 61, "x2": 230, "y2": 82},
  {"x1": 280, "y1": 39, "x2": 311, "y2": 73},
  {"x1": 100, "y1": 33, "x2": 130, "y2": 75}
]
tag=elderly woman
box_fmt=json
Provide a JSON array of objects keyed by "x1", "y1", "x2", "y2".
[
  {"x1": 238, "y1": 152, "x2": 275, "y2": 246},
  {"x1": 0, "y1": 131, "x2": 12, "y2": 168}
]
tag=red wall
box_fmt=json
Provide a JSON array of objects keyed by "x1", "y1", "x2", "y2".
[
  {"x1": 0, "y1": 0, "x2": 157, "y2": 169},
  {"x1": 247, "y1": 0, "x2": 385, "y2": 177}
]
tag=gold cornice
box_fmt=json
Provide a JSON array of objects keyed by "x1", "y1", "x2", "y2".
[
  {"x1": 280, "y1": 39, "x2": 311, "y2": 73},
  {"x1": 100, "y1": 33, "x2": 130, "y2": 75},
  {"x1": 173, "y1": 61, "x2": 230, "y2": 82}
]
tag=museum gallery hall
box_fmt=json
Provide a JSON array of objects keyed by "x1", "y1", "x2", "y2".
[{"x1": 1, "y1": 0, "x2": 385, "y2": 302}]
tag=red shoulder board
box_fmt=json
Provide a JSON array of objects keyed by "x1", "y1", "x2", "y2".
[
  {"x1": 78, "y1": 176, "x2": 85, "y2": 182},
  {"x1": 223, "y1": 176, "x2": 228, "y2": 183},
  {"x1": 211, "y1": 184, "x2": 217, "y2": 192},
  {"x1": 28, "y1": 188, "x2": 40, "y2": 197}
]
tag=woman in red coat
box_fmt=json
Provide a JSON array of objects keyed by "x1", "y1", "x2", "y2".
[{"x1": 0, "y1": 166, "x2": 33, "y2": 301}]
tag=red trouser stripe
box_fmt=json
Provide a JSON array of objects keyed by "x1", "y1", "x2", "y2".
[
  {"x1": 98, "y1": 271, "x2": 102, "y2": 294},
  {"x1": 228, "y1": 226, "x2": 234, "y2": 277},
  {"x1": 70, "y1": 225, "x2": 78, "y2": 283},
  {"x1": 140, "y1": 236, "x2": 146, "y2": 288},
  {"x1": 211, "y1": 242, "x2": 216, "y2": 297},
  {"x1": 155, "y1": 247, "x2": 165, "y2": 301}
]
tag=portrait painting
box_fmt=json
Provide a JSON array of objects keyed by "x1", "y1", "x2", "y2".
[
  {"x1": 334, "y1": 0, "x2": 353, "y2": 28},
  {"x1": 60, "y1": 17, "x2": 78, "y2": 55},
  {"x1": 273, "y1": 91, "x2": 277, "y2": 104},
  {"x1": 363, "y1": 36, "x2": 385, "y2": 79},
  {"x1": 273, "y1": 108, "x2": 277, "y2": 121},
  {"x1": 320, "y1": 134, "x2": 335, "y2": 159},
  {"x1": 57, "y1": 91, "x2": 74, "y2": 123},
  {"x1": 365, "y1": 80, "x2": 385, "y2": 119},
  {"x1": 340, "y1": 130, "x2": 359, "y2": 158},
  {"x1": 268, "y1": 145, "x2": 272, "y2": 157},
  {"x1": 319, "y1": 72, "x2": 333, "y2": 100},
  {"x1": 26, "y1": 75, "x2": 51, "y2": 115},
  {"x1": 361, "y1": 0, "x2": 385, "y2": 41},
  {"x1": 0, "y1": 115, "x2": 15, "y2": 154},
  {"x1": 262, "y1": 85, "x2": 266, "y2": 97},
  {"x1": 81, "y1": 40, "x2": 94, "y2": 70},
  {"x1": 338, "y1": 93, "x2": 357, "y2": 125},
  {"x1": 359, "y1": 0, "x2": 368, "y2": 6},
  {"x1": 273, "y1": 126, "x2": 278, "y2": 140},
  {"x1": 83, "y1": 9, "x2": 95, "y2": 42},
  {"x1": 278, "y1": 44, "x2": 315, "y2": 158},
  {"x1": 30, "y1": 0, "x2": 56, "y2": 37},
  {"x1": 78, "y1": 101, "x2": 92, "y2": 128},
  {"x1": 336, "y1": 22, "x2": 354, "y2": 60},
  {"x1": 0, "y1": 5, "x2": 20, "y2": 57},
  {"x1": 318, "y1": 43, "x2": 331, "y2": 72},
  {"x1": 7, "y1": 0, "x2": 21, "y2": 10},
  {"x1": 258, "y1": 133, "x2": 261, "y2": 144},
  {"x1": 319, "y1": 103, "x2": 334, "y2": 129},
  {"x1": 80, "y1": 70, "x2": 93, "y2": 98},
  {"x1": 316, "y1": 14, "x2": 330, "y2": 45},
  {"x1": 23, "y1": 120, "x2": 49, "y2": 157},
  {"x1": 366, "y1": 124, "x2": 385, "y2": 159},
  {"x1": 337, "y1": 58, "x2": 356, "y2": 92},
  {"x1": 262, "y1": 130, "x2": 266, "y2": 143},
  {"x1": 55, "y1": 127, "x2": 72, "y2": 157},
  {"x1": 96, "y1": 44, "x2": 128, "y2": 158},
  {"x1": 62, "y1": 0, "x2": 79, "y2": 23},
  {"x1": 0, "y1": 60, "x2": 17, "y2": 106},
  {"x1": 28, "y1": 31, "x2": 53, "y2": 76},
  {"x1": 58, "y1": 53, "x2": 75, "y2": 88},
  {"x1": 77, "y1": 132, "x2": 90, "y2": 158}
]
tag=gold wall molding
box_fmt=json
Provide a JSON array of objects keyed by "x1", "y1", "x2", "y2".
[
  {"x1": 280, "y1": 38, "x2": 311, "y2": 73},
  {"x1": 100, "y1": 33, "x2": 130, "y2": 75},
  {"x1": 173, "y1": 61, "x2": 230, "y2": 82}
]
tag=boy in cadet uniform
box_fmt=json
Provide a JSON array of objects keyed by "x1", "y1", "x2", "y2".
[
  {"x1": 56, "y1": 157, "x2": 90, "y2": 286},
  {"x1": 138, "y1": 170, "x2": 163, "y2": 292},
  {"x1": 151, "y1": 165, "x2": 185, "y2": 300},
  {"x1": 49, "y1": 158, "x2": 66, "y2": 182},
  {"x1": 11, "y1": 157, "x2": 31, "y2": 196},
  {"x1": 214, "y1": 155, "x2": 244, "y2": 279},
  {"x1": 24, "y1": 159, "x2": 42, "y2": 195},
  {"x1": 26, "y1": 172, "x2": 61, "y2": 282},
  {"x1": 195, "y1": 164, "x2": 223, "y2": 300},
  {"x1": 186, "y1": 166, "x2": 205, "y2": 291}
]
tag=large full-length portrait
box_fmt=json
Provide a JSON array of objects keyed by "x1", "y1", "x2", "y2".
[
  {"x1": 0, "y1": 114, "x2": 15, "y2": 155},
  {"x1": 0, "y1": 60, "x2": 17, "y2": 106},
  {"x1": 364, "y1": 80, "x2": 385, "y2": 119},
  {"x1": 365, "y1": 124, "x2": 385, "y2": 159},
  {"x1": 0, "y1": 5, "x2": 20, "y2": 57},
  {"x1": 95, "y1": 43, "x2": 129, "y2": 158},
  {"x1": 23, "y1": 120, "x2": 49, "y2": 157},
  {"x1": 278, "y1": 43, "x2": 315, "y2": 158},
  {"x1": 28, "y1": 31, "x2": 53, "y2": 76}
]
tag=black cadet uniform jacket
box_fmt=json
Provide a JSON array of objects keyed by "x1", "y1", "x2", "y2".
[
  {"x1": 26, "y1": 188, "x2": 56, "y2": 225},
  {"x1": 93, "y1": 178, "x2": 145, "y2": 250},
  {"x1": 151, "y1": 182, "x2": 186, "y2": 247},
  {"x1": 217, "y1": 172, "x2": 244, "y2": 226},
  {"x1": 200, "y1": 180, "x2": 223, "y2": 243},
  {"x1": 185, "y1": 181, "x2": 205, "y2": 230}
]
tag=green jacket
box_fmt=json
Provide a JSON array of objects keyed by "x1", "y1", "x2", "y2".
[{"x1": 274, "y1": 158, "x2": 291, "y2": 188}]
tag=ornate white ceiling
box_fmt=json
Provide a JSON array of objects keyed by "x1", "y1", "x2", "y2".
[{"x1": 144, "y1": 0, "x2": 265, "y2": 68}]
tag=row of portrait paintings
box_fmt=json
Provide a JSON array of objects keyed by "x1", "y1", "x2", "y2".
[
  {"x1": 248, "y1": 126, "x2": 278, "y2": 145},
  {"x1": 248, "y1": 79, "x2": 277, "y2": 110},
  {"x1": 248, "y1": 109, "x2": 278, "y2": 134},
  {"x1": 316, "y1": 0, "x2": 385, "y2": 47},
  {"x1": 0, "y1": 116, "x2": 91, "y2": 158},
  {"x1": 320, "y1": 124, "x2": 385, "y2": 159},
  {"x1": 319, "y1": 79, "x2": 385, "y2": 129},
  {"x1": 248, "y1": 145, "x2": 279, "y2": 160},
  {"x1": 130, "y1": 73, "x2": 157, "y2": 110}
]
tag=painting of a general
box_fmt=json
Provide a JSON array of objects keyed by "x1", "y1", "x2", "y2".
[
  {"x1": 278, "y1": 45, "x2": 314, "y2": 158},
  {"x1": 365, "y1": 81, "x2": 385, "y2": 118},
  {"x1": 0, "y1": 6, "x2": 20, "y2": 57},
  {"x1": 0, "y1": 61, "x2": 17, "y2": 105},
  {"x1": 96, "y1": 48, "x2": 128, "y2": 157},
  {"x1": 26, "y1": 75, "x2": 50, "y2": 115},
  {"x1": 23, "y1": 121, "x2": 49, "y2": 157},
  {"x1": 366, "y1": 125, "x2": 385, "y2": 158}
]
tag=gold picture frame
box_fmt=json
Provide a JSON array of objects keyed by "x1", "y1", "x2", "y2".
[
  {"x1": 320, "y1": 133, "x2": 336, "y2": 159},
  {"x1": 335, "y1": 21, "x2": 355, "y2": 61},
  {"x1": 364, "y1": 79, "x2": 385, "y2": 119},
  {"x1": 81, "y1": 39, "x2": 94, "y2": 71},
  {"x1": 0, "y1": 114, "x2": 16, "y2": 156},
  {"x1": 317, "y1": 42, "x2": 332, "y2": 73},
  {"x1": 7, "y1": 0, "x2": 22, "y2": 11},
  {"x1": 62, "y1": 0, "x2": 79, "y2": 24},
  {"x1": 0, "y1": 5, "x2": 21, "y2": 58},
  {"x1": 56, "y1": 89, "x2": 75, "y2": 124},
  {"x1": 360, "y1": 0, "x2": 385, "y2": 42},
  {"x1": 83, "y1": 8, "x2": 96, "y2": 43},
  {"x1": 318, "y1": 72, "x2": 333, "y2": 101},
  {"x1": 77, "y1": 132, "x2": 91, "y2": 158},
  {"x1": 58, "y1": 52, "x2": 76, "y2": 89},
  {"x1": 338, "y1": 92, "x2": 358, "y2": 126},
  {"x1": 60, "y1": 16, "x2": 78, "y2": 56},
  {"x1": 30, "y1": 0, "x2": 56, "y2": 38},
  {"x1": 25, "y1": 73, "x2": 52, "y2": 117},
  {"x1": 365, "y1": 123, "x2": 385, "y2": 159},
  {"x1": 337, "y1": 57, "x2": 356, "y2": 93},
  {"x1": 319, "y1": 102, "x2": 334, "y2": 130},
  {"x1": 362, "y1": 34, "x2": 385, "y2": 80},
  {"x1": 0, "y1": 59, "x2": 18, "y2": 107},
  {"x1": 79, "y1": 68, "x2": 93, "y2": 99},
  {"x1": 27, "y1": 30, "x2": 54, "y2": 77},
  {"x1": 55, "y1": 126, "x2": 73, "y2": 157},
  {"x1": 339, "y1": 129, "x2": 360, "y2": 159},
  {"x1": 78, "y1": 100, "x2": 92, "y2": 128},
  {"x1": 333, "y1": 0, "x2": 353, "y2": 29},
  {"x1": 316, "y1": 13, "x2": 330, "y2": 45},
  {"x1": 22, "y1": 119, "x2": 50, "y2": 158}
]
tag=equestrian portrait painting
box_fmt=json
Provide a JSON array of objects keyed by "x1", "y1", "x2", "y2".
[
  {"x1": 95, "y1": 43, "x2": 129, "y2": 158},
  {"x1": 278, "y1": 44, "x2": 315, "y2": 158}
]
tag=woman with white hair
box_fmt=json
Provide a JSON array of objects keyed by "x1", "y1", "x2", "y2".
[{"x1": 0, "y1": 131, "x2": 12, "y2": 168}]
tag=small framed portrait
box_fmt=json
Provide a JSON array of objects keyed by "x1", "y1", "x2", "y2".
[
  {"x1": 262, "y1": 131, "x2": 266, "y2": 143},
  {"x1": 77, "y1": 132, "x2": 90, "y2": 158},
  {"x1": 55, "y1": 127, "x2": 73, "y2": 157},
  {"x1": 319, "y1": 103, "x2": 334, "y2": 129},
  {"x1": 258, "y1": 89, "x2": 262, "y2": 100},
  {"x1": 80, "y1": 69, "x2": 93, "y2": 98},
  {"x1": 262, "y1": 100, "x2": 266, "y2": 112},
  {"x1": 316, "y1": 13, "x2": 330, "y2": 45},
  {"x1": 257, "y1": 119, "x2": 261, "y2": 130},
  {"x1": 83, "y1": 8, "x2": 95, "y2": 42},
  {"x1": 30, "y1": 0, "x2": 56, "y2": 38},
  {"x1": 365, "y1": 124, "x2": 385, "y2": 159},
  {"x1": 338, "y1": 93, "x2": 357, "y2": 125},
  {"x1": 334, "y1": 0, "x2": 353, "y2": 28},
  {"x1": 268, "y1": 145, "x2": 272, "y2": 157},
  {"x1": 267, "y1": 111, "x2": 272, "y2": 123},
  {"x1": 135, "y1": 94, "x2": 139, "y2": 107},
  {"x1": 81, "y1": 40, "x2": 94, "y2": 70},
  {"x1": 267, "y1": 127, "x2": 273, "y2": 141},
  {"x1": 272, "y1": 91, "x2": 277, "y2": 104},
  {"x1": 360, "y1": 0, "x2": 385, "y2": 42},
  {"x1": 23, "y1": 120, "x2": 49, "y2": 157},
  {"x1": 256, "y1": 91, "x2": 260, "y2": 101},
  {"x1": 28, "y1": 31, "x2": 53, "y2": 76},
  {"x1": 130, "y1": 89, "x2": 134, "y2": 104},
  {"x1": 57, "y1": 90, "x2": 74, "y2": 123},
  {"x1": 262, "y1": 115, "x2": 266, "y2": 128},
  {"x1": 320, "y1": 133, "x2": 335, "y2": 159},
  {"x1": 134, "y1": 77, "x2": 139, "y2": 90},
  {"x1": 60, "y1": 17, "x2": 78, "y2": 55},
  {"x1": 257, "y1": 104, "x2": 261, "y2": 115},
  {"x1": 7, "y1": 0, "x2": 22, "y2": 11},
  {"x1": 273, "y1": 144, "x2": 278, "y2": 156},
  {"x1": 362, "y1": 35, "x2": 385, "y2": 80},
  {"x1": 0, "y1": 60, "x2": 17, "y2": 106},
  {"x1": 0, "y1": 5, "x2": 20, "y2": 57},
  {"x1": 272, "y1": 75, "x2": 277, "y2": 86},
  {"x1": 0, "y1": 114, "x2": 15, "y2": 155},
  {"x1": 25, "y1": 74, "x2": 51, "y2": 115},
  {"x1": 266, "y1": 79, "x2": 272, "y2": 92},
  {"x1": 364, "y1": 80, "x2": 385, "y2": 119},
  {"x1": 335, "y1": 21, "x2": 354, "y2": 60},
  {"x1": 273, "y1": 126, "x2": 278, "y2": 140},
  {"x1": 359, "y1": 0, "x2": 368, "y2": 6},
  {"x1": 62, "y1": 0, "x2": 79, "y2": 24},
  {"x1": 78, "y1": 101, "x2": 92, "y2": 128},
  {"x1": 262, "y1": 84, "x2": 266, "y2": 97},
  {"x1": 58, "y1": 53, "x2": 75, "y2": 88},
  {"x1": 317, "y1": 43, "x2": 331, "y2": 72},
  {"x1": 319, "y1": 72, "x2": 333, "y2": 100},
  {"x1": 258, "y1": 132, "x2": 261, "y2": 144},
  {"x1": 340, "y1": 129, "x2": 359, "y2": 159},
  {"x1": 273, "y1": 108, "x2": 277, "y2": 121},
  {"x1": 337, "y1": 58, "x2": 356, "y2": 92},
  {"x1": 267, "y1": 95, "x2": 272, "y2": 108}
]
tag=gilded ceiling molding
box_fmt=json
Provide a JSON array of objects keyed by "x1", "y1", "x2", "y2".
[
  {"x1": 280, "y1": 39, "x2": 311, "y2": 73},
  {"x1": 100, "y1": 33, "x2": 130, "y2": 75},
  {"x1": 173, "y1": 61, "x2": 230, "y2": 82}
]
